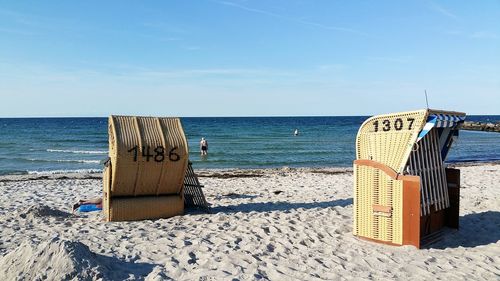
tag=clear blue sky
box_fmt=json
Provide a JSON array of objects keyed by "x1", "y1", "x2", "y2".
[{"x1": 0, "y1": 1, "x2": 498, "y2": 117}]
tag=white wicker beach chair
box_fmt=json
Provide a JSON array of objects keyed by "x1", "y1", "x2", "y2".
[{"x1": 353, "y1": 109, "x2": 465, "y2": 248}]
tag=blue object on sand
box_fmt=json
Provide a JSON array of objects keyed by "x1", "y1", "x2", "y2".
[{"x1": 77, "y1": 204, "x2": 102, "y2": 212}]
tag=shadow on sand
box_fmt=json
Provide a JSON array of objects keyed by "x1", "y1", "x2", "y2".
[
  {"x1": 428, "y1": 211, "x2": 500, "y2": 249},
  {"x1": 210, "y1": 198, "x2": 353, "y2": 214},
  {"x1": 96, "y1": 253, "x2": 157, "y2": 280}
]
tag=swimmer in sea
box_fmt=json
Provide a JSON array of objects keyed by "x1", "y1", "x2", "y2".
[{"x1": 200, "y1": 137, "x2": 208, "y2": 155}]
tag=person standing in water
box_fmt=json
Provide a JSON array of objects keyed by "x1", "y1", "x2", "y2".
[
  {"x1": 200, "y1": 137, "x2": 208, "y2": 155},
  {"x1": 294, "y1": 129, "x2": 299, "y2": 136}
]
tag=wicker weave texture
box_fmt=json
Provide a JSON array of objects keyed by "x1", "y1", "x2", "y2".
[
  {"x1": 356, "y1": 110, "x2": 427, "y2": 173},
  {"x1": 353, "y1": 164, "x2": 403, "y2": 244},
  {"x1": 104, "y1": 115, "x2": 188, "y2": 221},
  {"x1": 109, "y1": 195, "x2": 184, "y2": 221},
  {"x1": 103, "y1": 165, "x2": 111, "y2": 220},
  {"x1": 108, "y1": 116, "x2": 189, "y2": 196}
]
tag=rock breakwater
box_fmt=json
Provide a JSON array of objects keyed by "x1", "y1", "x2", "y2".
[{"x1": 461, "y1": 121, "x2": 500, "y2": 133}]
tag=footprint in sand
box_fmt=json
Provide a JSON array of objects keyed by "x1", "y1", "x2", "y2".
[
  {"x1": 266, "y1": 243, "x2": 275, "y2": 252},
  {"x1": 169, "y1": 256, "x2": 180, "y2": 267},
  {"x1": 187, "y1": 252, "x2": 198, "y2": 265},
  {"x1": 262, "y1": 226, "x2": 270, "y2": 235}
]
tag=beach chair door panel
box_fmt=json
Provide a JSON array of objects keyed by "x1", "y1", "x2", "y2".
[{"x1": 354, "y1": 164, "x2": 403, "y2": 245}]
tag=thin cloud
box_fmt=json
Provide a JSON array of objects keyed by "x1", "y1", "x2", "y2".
[
  {"x1": 214, "y1": 0, "x2": 365, "y2": 35},
  {"x1": 0, "y1": 60, "x2": 300, "y2": 82},
  {"x1": 471, "y1": 31, "x2": 497, "y2": 39},
  {"x1": 137, "y1": 33, "x2": 183, "y2": 43},
  {"x1": 0, "y1": 61, "x2": 87, "y2": 82},
  {"x1": 0, "y1": 7, "x2": 91, "y2": 36},
  {"x1": 442, "y1": 29, "x2": 462, "y2": 35},
  {"x1": 428, "y1": 1, "x2": 458, "y2": 19},
  {"x1": 217, "y1": 1, "x2": 283, "y2": 19},
  {"x1": 142, "y1": 21, "x2": 186, "y2": 34},
  {"x1": 441, "y1": 29, "x2": 498, "y2": 39},
  {"x1": 296, "y1": 19, "x2": 362, "y2": 34},
  {"x1": 368, "y1": 56, "x2": 413, "y2": 64},
  {"x1": 316, "y1": 64, "x2": 346, "y2": 71},
  {"x1": 136, "y1": 68, "x2": 297, "y2": 79},
  {"x1": 185, "y1": 46, "x2": 202, "y2": 51},
  {"x1": 0, "y1": 7, "x2": 60, "y2": 28},
  {"x1": 0, "y1": 27, "x2": 35, "y2": 35},
  {"x1": 140, "y1": 21, "x2": 187, "y2": 44},
  {"x1": 1, "y1": 7, "x2": 156, "y2": 40},
  {"x1": 0, "y1": 8, "x2": 29, "y2": 20}
]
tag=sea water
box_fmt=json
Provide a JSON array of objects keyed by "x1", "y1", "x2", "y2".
[{"x1": 0, "y1": 116, "x2": 499, "y2": 175}]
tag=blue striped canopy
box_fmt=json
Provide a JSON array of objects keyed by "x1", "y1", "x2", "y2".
[{"x1": 417, "y1": 114, "x2": 466, "y2": 142}]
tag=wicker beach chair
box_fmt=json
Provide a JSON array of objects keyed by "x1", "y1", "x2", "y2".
[
  {"x1": 103, "y1": 115, "x2": 209, "y2": 221},
  {"x1": 353, "y1": 109, "x2": 465, "y2": 248}
]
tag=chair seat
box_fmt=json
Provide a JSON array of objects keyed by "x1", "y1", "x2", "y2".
[{"x1": 108, "y1": 195, "x2": 184, "y2": 221}]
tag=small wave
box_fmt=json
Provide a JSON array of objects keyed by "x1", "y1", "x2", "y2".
[
  {"x1": 447, "y1": 157, "x2": 500, "y2": 163},
  {"x1": 62, "y1": 159, "x2": 101, "y2": 164},
  {"x1": 46, "y1": 149, "x2": 108, "y2": 154},
  {"x1": 44, "y1": 139, "x2": 108, "y2": 144},
  {"x1": 0, "y1": 170, "x2": 29, "y2": 176},
  {"x1": 28, "y1": 159, "x2": 101, "y2": 164},
  {"x1": 27, "y1": 169, "x2": 102, "y2": 175}
]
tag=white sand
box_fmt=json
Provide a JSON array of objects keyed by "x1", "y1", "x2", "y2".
[{"x1": 0, "y1": 164, "x2": 499, "y2": 280}]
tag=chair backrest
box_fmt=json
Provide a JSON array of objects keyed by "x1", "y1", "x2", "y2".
[
  {"x1": 355, "y1": 109, "x2": 465, "y2": 173},
  {"x1": 108, "y1": 115, "x2": 189, "y2": 197},
  {"x1": 356, "y1": 109, "x2": 427, "y2": 174}
]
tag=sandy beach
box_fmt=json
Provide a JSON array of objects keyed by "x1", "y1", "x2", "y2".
[{"x1": 0, "y1": 163, "x2": 499, "y2": 280}]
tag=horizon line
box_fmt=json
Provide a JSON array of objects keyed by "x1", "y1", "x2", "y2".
[{"x1": 1, "y1": 113, "x2": 499, "y2": 119}]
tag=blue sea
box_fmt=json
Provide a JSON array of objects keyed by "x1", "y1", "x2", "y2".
[{"x1": 0, "y1": 116, "x2": 499, "y2": 176}]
